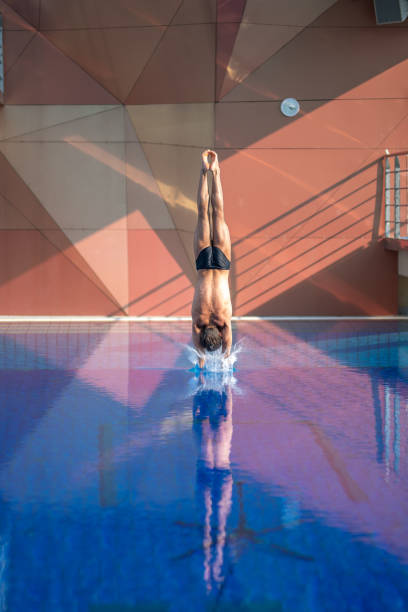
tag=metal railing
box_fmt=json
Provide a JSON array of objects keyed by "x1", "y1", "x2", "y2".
[{"x1": 384, "y1": 153, "x2": 408, "y2": 239}]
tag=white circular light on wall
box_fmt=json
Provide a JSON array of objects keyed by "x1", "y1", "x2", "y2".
[{"x1": 280, "y1": 98, "x2": 300, "y2": 117}]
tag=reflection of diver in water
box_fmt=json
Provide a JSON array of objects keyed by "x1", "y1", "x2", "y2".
[{"x1": 193, "y1": 380, "x2": 233, "y2": 594}]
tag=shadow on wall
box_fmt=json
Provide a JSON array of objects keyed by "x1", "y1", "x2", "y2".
[
  {"x1": 0, "y1": 140, "x2": 395, "y2": 316},
  {"x1": 230, "y1": 156, "x2": 395, "y2": 315},
  {"x1": 0, "y1": 142, "x2": 199, "y2": 315},
  {"x1": 127, "y1": 156, "x2": 394, "y2": 316}
]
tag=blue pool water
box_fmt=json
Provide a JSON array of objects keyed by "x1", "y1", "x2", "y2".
[{"x1": 0, "y1": 320, "x2": 408, "y2": 611}]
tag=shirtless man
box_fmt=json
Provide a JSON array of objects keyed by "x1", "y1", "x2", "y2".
[{"x1": 192, "y1": 150, "x2": 232, "y2": 368}]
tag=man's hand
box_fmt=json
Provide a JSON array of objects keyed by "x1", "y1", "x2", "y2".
[
  {"x1": 222, "y1": 324, "x2": 232, "y2": 359},
  {"x1": 201, "y1": 149, "x2": 210, "y2": 173},
  {"x1": 208, "y1": 150, "x2": 220, "y2": 174}
]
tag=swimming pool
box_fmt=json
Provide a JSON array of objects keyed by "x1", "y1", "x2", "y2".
[{"x1": 0, "y1": 320, "x2": 407, "y2": 611}]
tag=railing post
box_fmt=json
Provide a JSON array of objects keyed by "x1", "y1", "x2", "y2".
[
  {"x1": 395, "y1": 156, "x2": 400, "y2": 238},
  {"x1": 385, "y1": 156, "x2": 391, "y2": 238}
]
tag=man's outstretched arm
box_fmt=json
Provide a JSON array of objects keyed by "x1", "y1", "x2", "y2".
[{"x1": 192, "y1": 322, "x2": 205, "y2": 368}]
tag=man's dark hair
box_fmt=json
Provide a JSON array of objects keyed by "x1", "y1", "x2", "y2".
[{"x1": 200, "y1": 326, "x2": 222, "y2": 352}]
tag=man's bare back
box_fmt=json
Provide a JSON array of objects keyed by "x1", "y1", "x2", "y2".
[{"x1": 192, "y1": 150, "x2": 232, "y2": 368}]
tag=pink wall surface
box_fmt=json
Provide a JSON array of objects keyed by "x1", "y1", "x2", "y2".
[{"x1": 0, "y1": 0, "x2": 406, "y2": 315}]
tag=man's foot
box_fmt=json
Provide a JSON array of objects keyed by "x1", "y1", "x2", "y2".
[
  {"x1": 208, "y1": 150, "x2": 220, "y2": 174},
  {"x1": 201, "y1": 149, "x2": 210, "y2": 173}
]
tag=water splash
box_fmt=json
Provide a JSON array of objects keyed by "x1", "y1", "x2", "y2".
[
  {"x1": 185, "y1": 340, "x2": 244, "y2": 373},
  {"x1": 187, "y1": 369, "x2": 239, "y2": 396}
]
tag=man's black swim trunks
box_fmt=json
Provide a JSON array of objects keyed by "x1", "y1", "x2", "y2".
[{"x1": 195, "y1": 246, "x2": 230, "y2": 271}]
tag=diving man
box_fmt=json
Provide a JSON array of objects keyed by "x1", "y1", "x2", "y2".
[{"x1": 192, "y1": 150, "x2": 232, "y2": 368}]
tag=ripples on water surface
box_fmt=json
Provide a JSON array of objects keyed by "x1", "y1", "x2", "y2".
[{"x1": 0, "y1": 320, "x2": 408, "y2": 611}]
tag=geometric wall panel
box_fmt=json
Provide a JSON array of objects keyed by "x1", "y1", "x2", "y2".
[
  {"x1": 66, "y1": 229, "x2": 129, "y2": 312},
  {"x1": 125, "y1": 141, "x2": 175, "y2": 230},
  {"x1": 216, "y1": 23, "x2": 245, "y2": 100},
  {"x1": 0, "y1": 105, "x2": 130, "y2": 312},
  {"x1": 41, "y1": 229, "x2": 127, "y2": 313},
  {"x1": 126, "y1": 103, "x2": 214, "y2": 233},
  {"x1": 0, "y1": 230, "x2": 121, "y2": 315},
  {"x1": 222, "y1": 27, "x2": 408, "y2": 102},
  {"x1": 0, "y1": 0, "x2": 406, "y2": 314},
  {"x1": 5, "y1": 33, "x2": 119, "y2": 104},
  {"x1": 0, "y1": 0, "x2": 36, "y2": 29},
  {"x1": 220, "y1": 148, "x2": 380, "y2": 238},
  {"x1": 11, "y1": 106, "x2": 124, "y2": 143},
  {"x1": 242, "y1": 0, "x2": 338, "y2": 26},
  {"x1": 38, "y1": 0, "x2": 181, "y2": 29},
  {"x1": 173, "y1": 0, "x2": 216, "y2": 24},
  {"x1": 0, "y1": 140, "x2": 127, "y2": 232},
  {"x1": 238, "y1": 243, "x2": 396, "y2": 316},
  {"x1": 125, "y1": 25, "x2": 215, "y2": 104},
  {"x1": 138, "y1": 143, "x2": 206, "y2": 233},
  {"x1": 128, "y1": 229, "x2": 194, "y2": 316},
  {"x1": 1, "y1": 0, "x2": 40, "y2": 27},
  {"x1": 216, "y1": 99, "x2": 408, "y2": 150},
  {"x1": 215, "y1": 0, "x2": 246, "y2": 98},
  {"x1": 124, "y1": 112, "x2": 175, "y2": 231},
  {"x1": 0, "y1": 151, "x2": 62, "y2": 230},
  {"x1": 43, "y1": 28, "x2": 165, "y2": 101},
  {"x1": 382, "y1": 115, "x2": 408, "y2": 149},
  {"x1": 0, "y1": 105, "x2": 118, "y2": 141},
  {"x1": 126, "y1": 103, "x2": 213, "y2": 147},
  {"x1": 216, "y1": 0, "x2": 338, "y2": 98},
  {"x1": 0, "y1": 192, "x2": 33, "y2": 228},
  {"x1": 218, "y1": 24, "x2": 302, "y2": 99},
  {"x1": 3, "y1": 29, "x2": 35, "y2": 74},
  {"x1": 0, "y1": 151, "x2": 126, "y2": 310}
]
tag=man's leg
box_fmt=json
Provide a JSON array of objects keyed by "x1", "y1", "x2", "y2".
[
  {"x1": 194, "y1": 154, "x2": 212, "y2": 259},
  {"x1": 211, "y1": 159, "x2": 231, "y2": 260}
]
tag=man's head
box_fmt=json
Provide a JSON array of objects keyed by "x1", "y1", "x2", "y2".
[{"x1": 200, "y1": 325, "x2": 222, "y2": 352}]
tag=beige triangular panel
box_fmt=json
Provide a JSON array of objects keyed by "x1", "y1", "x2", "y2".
[
  {"x1": 140, "y1": 143, "x2": 203, "y2": 233},
  {"x1": 0, "y1": 140, "x2": 127, "y2": 232},
  {"x1": 242, "y1": 0, "x2": 337, "y2": 26},
  {"x1": 0, "y1": 192, "x2": 33, "y2": 229},
  {"x1": 127, "y1": 103, "x2": 213, "y2": 232},
  {"x1": 124, "y1": 110, "x2": 174, "y2": 230},
  {"x1": 65, "y1": 229, "x2": 129, "y2": 311},
  {"x1": 0, "y1": 105, "x2": 117, "y2": 142},
  {"x1": 219, "y1": 24, "x2": 302, "y2": 99},
  {"x1": 0, "y1": 149, "x2": 125, "y2": 310},
  {"x1": 43, "y1": 27, "x2": 165, "y2": 102},
  {"x1": 126, "y1": 103, "x2": 213, "y2": 147},
  {"x1": 12, "y1": 106, "x2": 123, "y2": 143}
]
